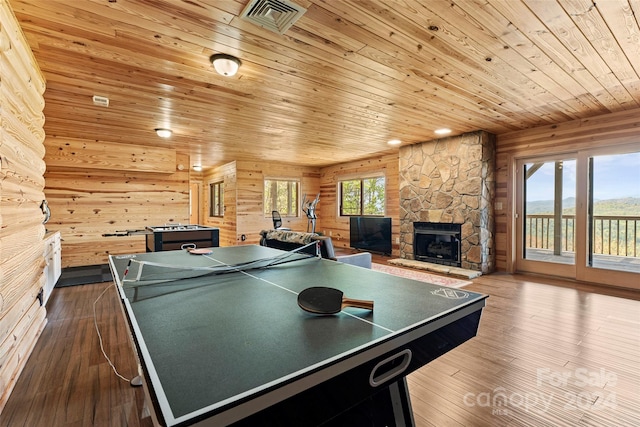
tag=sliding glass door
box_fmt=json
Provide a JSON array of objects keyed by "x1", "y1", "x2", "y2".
[
  {"x1": 516, "y1": 144, "x2": 639, "y2": 286},
  {"x1": 587, "y1": 151, "x2": 640, "y2": 274},
  {"x1": 516, "y1": 156, "x2": 577, "y2": 278}
]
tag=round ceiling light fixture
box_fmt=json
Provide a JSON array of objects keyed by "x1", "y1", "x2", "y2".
[
  {"x1": 435, "y1": 128, "x2": 452, "y2": 135},
  {"x1": 210, "y1": 54, "x2": 241, "y2": 77},
  {"x1": 155, "y1": 128, "x2": 172, "y2": 138},
  {"x1": 387, "y1": 139, "x2": 402, "y2": 146}
]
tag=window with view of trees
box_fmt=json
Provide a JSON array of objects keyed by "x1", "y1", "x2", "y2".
[
  {"x1": 340, "y1": 177, "x2": 385, "y2": 216},
  {"x1": 209, "y1": 181, "x2": 224, "y2": 217},
  {"x1": 264, "y1": 179, "x2": 298, "y2": 216}
]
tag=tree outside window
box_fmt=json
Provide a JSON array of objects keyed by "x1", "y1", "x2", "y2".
[
  {"x1": 340, "y1": 177, "x2": 385, "y2": 216},
  {"x1": 264, "y1": 179, "x2": 298, "y2": 216},
  {"x1": 209, "y1": 181, "x2": 224, "y2": 217}
]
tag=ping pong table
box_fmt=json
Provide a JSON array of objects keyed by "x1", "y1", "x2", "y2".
[{"x1": 109, "y1": 245, "x2": 487, "y2": 426}]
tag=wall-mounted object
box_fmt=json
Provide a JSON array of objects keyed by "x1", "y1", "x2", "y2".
[
  {"x1": 92, "y1": 95, "x2": 109, "y2": 107},
  {"x1": 40, "y1": 199, "x2": 50, "y2": 224}
]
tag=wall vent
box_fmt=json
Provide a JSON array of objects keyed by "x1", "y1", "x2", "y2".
[
  {"x1": 240, "y1": 0, "x2": 306, "y2": 35},
  {"x1": 92, "y1": 95, "x2": 109, "y2": 107}
]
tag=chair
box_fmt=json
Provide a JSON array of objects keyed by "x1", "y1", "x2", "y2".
[{"x1": 272, "y1": 211, "x2": 290, "y2": 230}]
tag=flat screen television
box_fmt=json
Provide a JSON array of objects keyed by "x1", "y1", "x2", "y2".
[{"x1": 349, "y1": 216, "x2": 392, "y2": 255}]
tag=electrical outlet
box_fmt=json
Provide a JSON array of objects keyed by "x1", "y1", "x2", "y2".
[
  {"x1": 396, "y1": 237, "x2": 400, "y2": 244},
  {"x1": 329, "y1": 230, "x2": 332, "y2": 236}
]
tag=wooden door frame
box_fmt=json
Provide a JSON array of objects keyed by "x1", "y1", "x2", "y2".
[
  {"x1": 189, "y1": 182, "x2": 200, "y2": 225},
  {"x1": 514, "y1": 154, "x2": 577, "y2": 279}
]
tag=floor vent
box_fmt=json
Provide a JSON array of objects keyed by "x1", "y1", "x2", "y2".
[{"x1": 240, "y1": 0, "x2": 306, "y2": 34}]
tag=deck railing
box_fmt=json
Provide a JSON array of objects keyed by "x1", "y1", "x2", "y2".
[{"x1": 525, "y1": 214, "x2": 640, "y2": 257}]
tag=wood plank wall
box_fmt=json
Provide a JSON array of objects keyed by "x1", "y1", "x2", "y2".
[
  {"x1": 236, "y1": 161, "x2": 320, "y2": 244},
  {"x1": 0, "y1": 0, "x2": 47, "y2": 411},
  {"x1": 494, "y1": 108, "x2": 640, "y2": 272},
  {"x1": 318, "y1": 153, "x2": 400, "y2": 256},
  {"x1": 208, "y1": 161, "x2": 322, "y2": 245},
  {"x1": 199, "y1": 156, "x2": 400, "y2": 253},
  {"x1": 201, "y1": 161, "x2": 321, "y2": 246},
  {"x1": 44, "y1": 136, "x2": 177, "y2": 173},
  {"x1": 201, "y1": 161, "x2": 237, "y2": 247},
  {"x1": 43, "y1": 151, "x2": 190, "y2": 267}
]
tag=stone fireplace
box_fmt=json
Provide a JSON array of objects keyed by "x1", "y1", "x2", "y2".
[{"x1": 399, "y1": 131, "x2": 495, "y2": 273}]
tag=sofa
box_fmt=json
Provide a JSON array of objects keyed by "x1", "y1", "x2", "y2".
[{"x1": 259, "y1": 229, "x2": 372, "y2": 269}]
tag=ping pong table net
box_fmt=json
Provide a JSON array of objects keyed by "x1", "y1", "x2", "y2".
[{"x1": 121, "y1": 241, "x2": 320, "y2": 285}]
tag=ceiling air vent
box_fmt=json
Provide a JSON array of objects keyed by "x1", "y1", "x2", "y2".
[{"x1": 240, "y1": 0, "x2": 306, "y2": 35}]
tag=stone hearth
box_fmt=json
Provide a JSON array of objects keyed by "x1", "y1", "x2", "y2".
[{"x1": 399, "y1": 131, "x2": 495, "y2": 273}]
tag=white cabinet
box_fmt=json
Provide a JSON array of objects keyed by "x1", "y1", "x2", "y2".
[{"x1": 43, "y1": 231, "x2": 61, "y2": 305}]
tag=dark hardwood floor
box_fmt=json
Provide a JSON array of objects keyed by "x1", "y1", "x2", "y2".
[
  {"x1": 407, "y1": 272, "x2": 640, "y2": 427},
  {"x1": 2, "y1": 259, "x2": 639, "y2": 426},
  {"x1": 1, "y1": 282, "x2": 150, "y2": 427}
]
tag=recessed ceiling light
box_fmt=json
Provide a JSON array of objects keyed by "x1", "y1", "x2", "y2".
[
  {"x1": 155, "y1": 128, "x2": 172, "y2": 138},
  {"x1": 435, "y1": 128, "x2": 451, "y2": 135},
  {"x1": 387, "y1": 139, "x2": 402, "y2": 146}
]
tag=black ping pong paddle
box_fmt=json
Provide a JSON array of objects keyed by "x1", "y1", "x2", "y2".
[{"x1": 297, "y1": 286, "x2": 374, "y2": 315}]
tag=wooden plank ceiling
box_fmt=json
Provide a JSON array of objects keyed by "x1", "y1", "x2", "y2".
[{"x1": 10, "y1": 0, "x2": 640, "y2": 168}]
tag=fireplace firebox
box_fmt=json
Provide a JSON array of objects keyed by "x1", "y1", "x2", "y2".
[{"x1": 413, "y1": 222, "x2": 462, "y2": 267}]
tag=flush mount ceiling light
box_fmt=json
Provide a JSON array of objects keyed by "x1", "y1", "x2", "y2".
[
  {"x1": 435, "y1": 128, "x2": 452, "y2": 135},
  {"x1": 387, "y1": 139, "x2": 402, "y2": 146},
  {"x1": 155, "y1": 128, "x2": 172, "y2": 138},
  {"x1": 210, "y1": 54, "x2": 241, "y2": 76},
  {"x1": 193, "y1": 165, "x2": 203, "y2": 172}
]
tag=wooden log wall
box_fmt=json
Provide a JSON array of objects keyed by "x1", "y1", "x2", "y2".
[
  {"x1": 201, "y1": 161, "x2": 237, "y2": 247},
  {"x1": 201, "y1": 161, "x2": 321, "y2": 246},
  {"x1": 236, "y1": 161, "x2": 321, "y2": 244},
  {"x1": 45, "y1": 136, "x2": 177, "y2": 173},
  {"x1": 495, "y1": 108, "x2": 640, "y2": 274},
  {"x1": 43, "y1": 151, "x2": 190, "y2": 267},
  {"x1": 0, "y1": 0, "x2": 47, "y2": 411},
  {"x1": 318, "y1": 153, "x2": 400, "y2": 256}
]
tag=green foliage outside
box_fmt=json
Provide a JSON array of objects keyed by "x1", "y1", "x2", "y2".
[
  {"x1": 341, "y1": 180, "x2": 361, "y2": 215},
  {"x1": 264, "y1": 179, "x2": 298, "y2": 216},
  {"x1": 527, "y1": 197, "x2": 640, "y2": 216},
  {"x1": 341, "y1": 177, "x2": 385, "y2": 216},
  {"x1": 525, "y1": 197, "x2": 640, "y2": 257}
]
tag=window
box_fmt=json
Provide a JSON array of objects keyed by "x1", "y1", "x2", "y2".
[
  {"x1": 209, "y1": 181, "x2": 224, "y2": 217},
  {"x1": 264, "y1": 179, "x2": 298, "y2": 216},
  {"x1": 340, "y1": 176, "x2": 385, "y2": 216}
]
